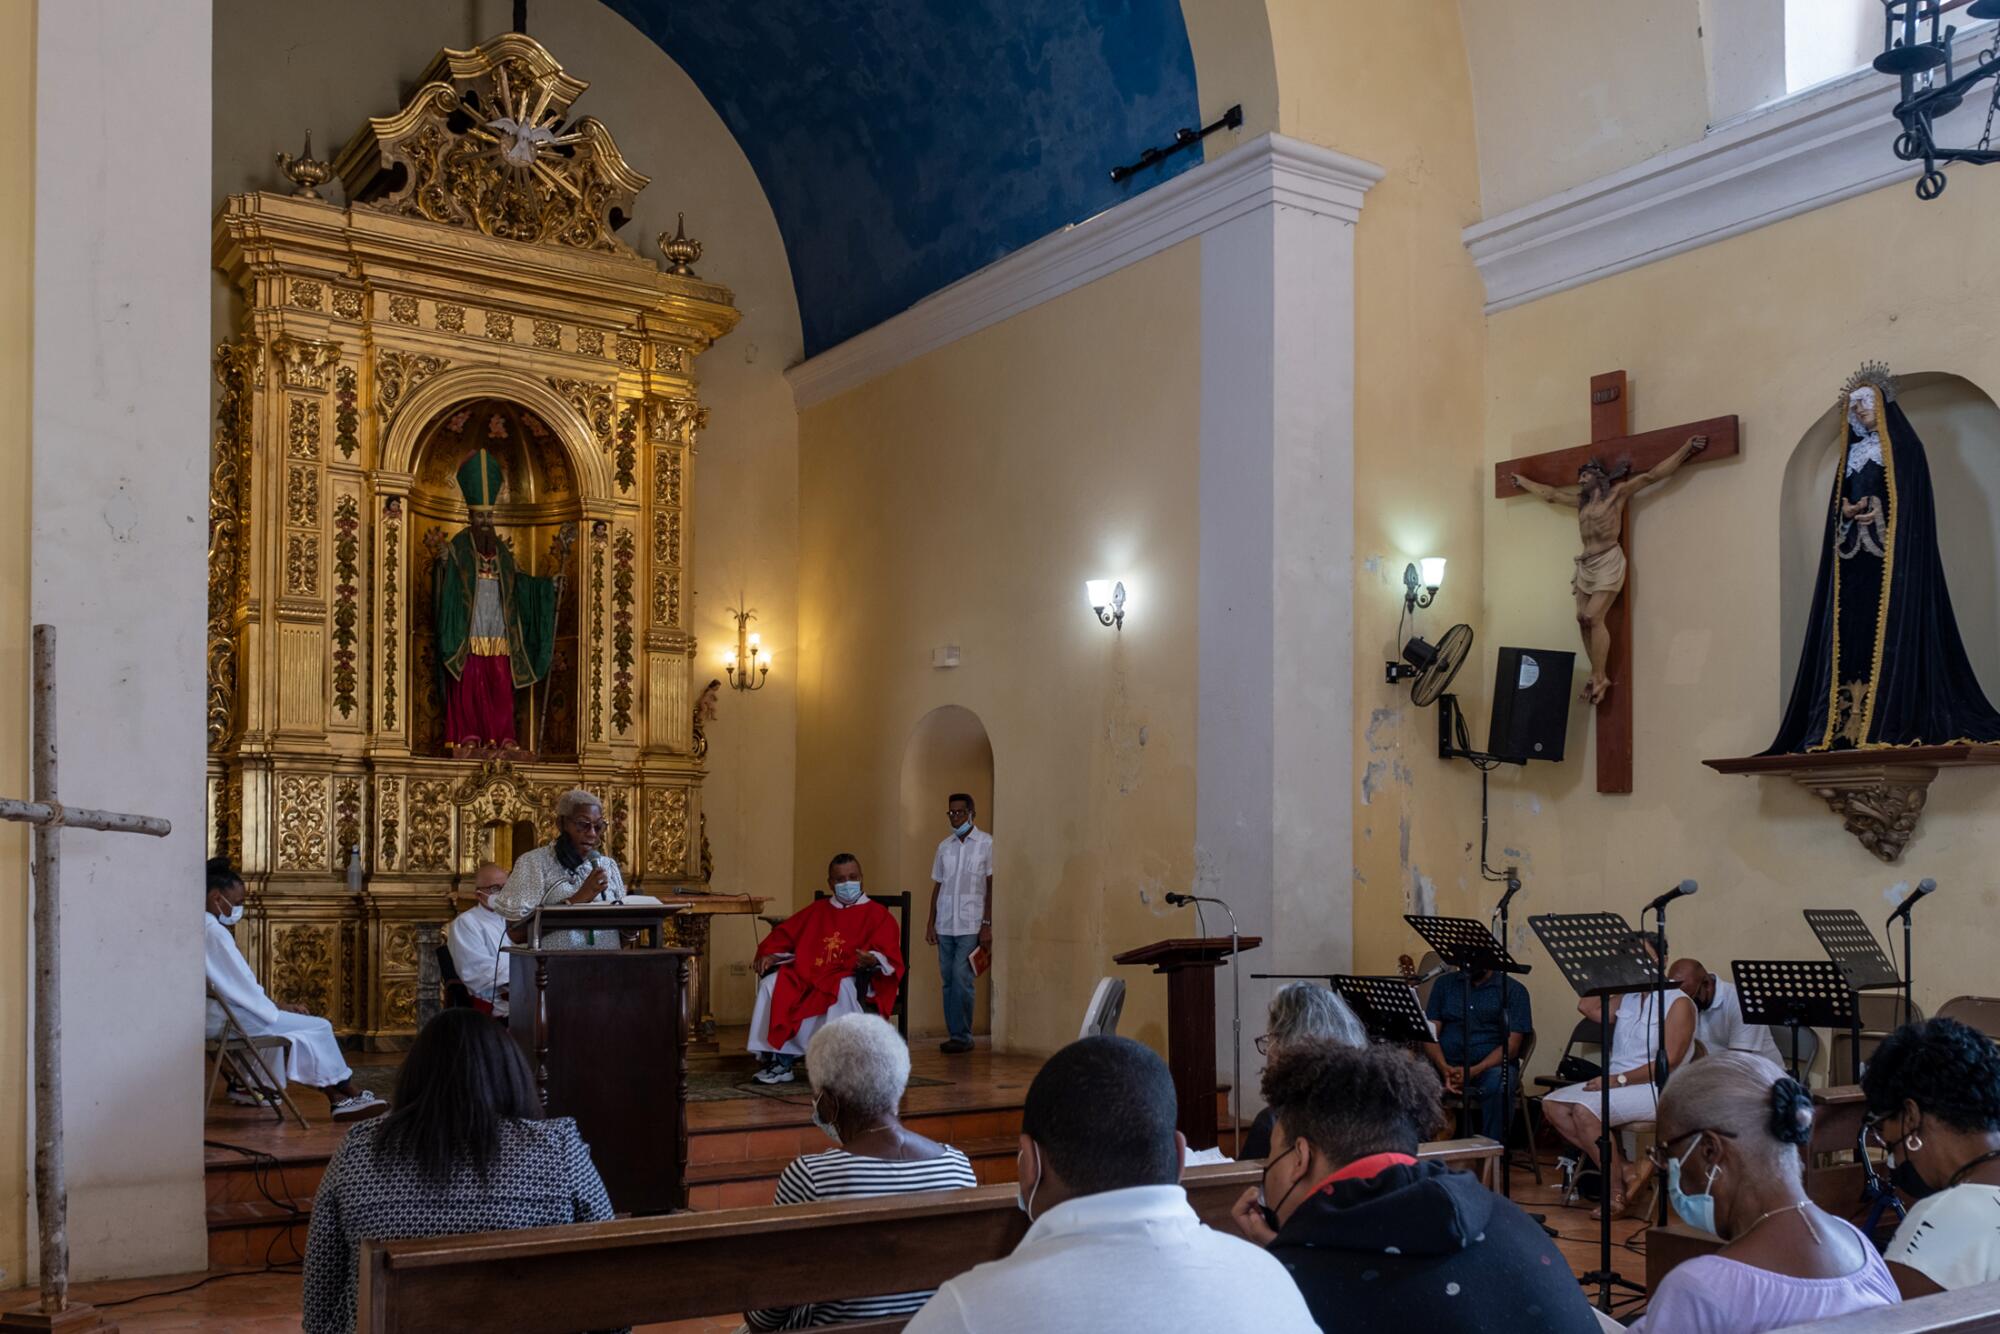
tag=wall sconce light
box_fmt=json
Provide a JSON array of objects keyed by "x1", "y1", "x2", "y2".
[
  {"x1": 1085, "y1": 579, "x2": 1128, "y2": 631},
  {"x1": 1403, "y1": 558, "x2": 1446, "y2": 612},
  {"x1": 724, "y1": 602, "x2": 770, "y2": 692}
]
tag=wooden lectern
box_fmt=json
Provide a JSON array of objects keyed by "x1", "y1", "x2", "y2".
[
  {"x1": 508, "y1": 902, "x2": 692, "y2": 1215},
  {"x1": 1113, "y1": 936, "x2": 1262, "y2": 1149}
]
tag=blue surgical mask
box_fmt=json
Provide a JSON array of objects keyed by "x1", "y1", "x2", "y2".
[
  {"x1": 1667, "y1": 1136, "x2": 1720, "y2": 1236},
  {"x1": 1018, "y1": 1142, "x2": 1042, "y2": 1219},
  {"x1": 215, "y1": 902, "x2": 244, "y2": 927},
  {"x1": 833, "y1": 880, "x2": 864, "y2": 905},
  {"x1": 954, "y1": 820, "x2": 972, "y2": 836}
]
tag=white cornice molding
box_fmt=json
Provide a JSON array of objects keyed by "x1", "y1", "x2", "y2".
[
  {"x1": 785, "y1": 132, "x2": 1385, "y2": 410},
  {"x1": 1465, "y1": 34, "x2": 1994, "y2": 314}
]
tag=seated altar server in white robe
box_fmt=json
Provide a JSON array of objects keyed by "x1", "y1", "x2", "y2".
[
  {"x1": 204, "y1": 858, "x2": 387, "y2": 1122},
  {"x1": 445, "y1": 860, "x2": 512, "y2": 1016}
]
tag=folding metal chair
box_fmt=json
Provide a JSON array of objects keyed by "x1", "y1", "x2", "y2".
[{"x1": 205, "y1": 985, "x2": 309, "y2": 1128}]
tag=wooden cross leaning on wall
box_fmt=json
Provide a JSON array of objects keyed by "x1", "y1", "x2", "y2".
[
  {"x1": 0, "y1": 627, "x2": 172, "y2": 1334},
  {"x1": 1493, "y1": 372, "x2": 1739, "y2": 794}
]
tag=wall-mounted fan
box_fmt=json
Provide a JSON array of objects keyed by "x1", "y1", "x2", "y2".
[{"x1": 1385, "y1": 623, "x2": 1473, "y2": 707}]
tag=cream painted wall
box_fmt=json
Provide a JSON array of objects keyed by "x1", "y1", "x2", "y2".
[
  {"x1": 0, "y1": 0, "x2": 31, "y2": 1290},
  {"x1": 1458, "y1": 0, "x2": 1710, "y2": 216},
  {"x1": 1260, "y1": 0, "x2": 1493, "y2": 977},
  {"x1": 211, "y1": 0, "x2": 802, "y2": 1024},
  {"x1": 1481, "y1": 168, "x2": 2000, "y2": 1081},
  {"x1": 795, "y1": 244, "x2": 1202, "y2": 1057}
]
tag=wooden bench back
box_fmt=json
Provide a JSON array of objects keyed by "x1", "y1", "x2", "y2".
[{"x1": 360, "y1": 1142, "x2": 1500, "y2": 1333}]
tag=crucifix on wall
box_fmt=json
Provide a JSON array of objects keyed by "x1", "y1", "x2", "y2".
[{"x1": 1494, "y1": 372, "x2": 1738, "y2": 794}]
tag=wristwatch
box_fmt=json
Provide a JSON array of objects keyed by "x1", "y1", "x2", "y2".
[{"x1": 1615, "y1": 1072, "x2": 1628, "y2": 1087}]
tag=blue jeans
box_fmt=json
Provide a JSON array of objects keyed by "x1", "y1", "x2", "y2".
[
  {"x1": 938, "y1": 933, "x2": 978, "y2": 1042},
  {"x1": 1459, "y1": 1062, "x2": 1519, "y2": 1144}
]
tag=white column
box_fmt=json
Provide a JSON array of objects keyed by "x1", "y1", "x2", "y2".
[
  {"x1": 30, "y1": 0, "x2": 213, "y2": 1279},
  {"x1": 1197, "y1": 136, "x2": 1380, "y2": 1121}
]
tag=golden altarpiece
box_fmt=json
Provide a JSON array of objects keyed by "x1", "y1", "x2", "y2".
[{"x1": 208, "y1": 35, "x2": 737, "y2": 1044}]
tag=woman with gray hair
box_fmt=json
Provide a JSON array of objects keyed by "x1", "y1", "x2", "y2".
[
  {"x1": 1632, "y1": 1051, "x2": 1897, "y2": 1333},
  {"x1": 744, "y1": 1014, "x2": 976, "y2": 1330},
  {"x1": 490, "y1": 788, "x2": 627, "y2": 950},
  {"x1": 1240, "y1": 982, "x2": 1368, "y2": 1159}
]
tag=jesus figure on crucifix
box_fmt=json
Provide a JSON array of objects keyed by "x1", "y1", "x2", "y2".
[{"x1": 1511, "y1": 434, "x2": 1708, "y2": 705}]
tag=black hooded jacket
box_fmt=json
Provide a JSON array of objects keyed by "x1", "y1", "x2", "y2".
[{"x1": 1268, "y1": 1158, "x2": 1599, "y2": 1333}]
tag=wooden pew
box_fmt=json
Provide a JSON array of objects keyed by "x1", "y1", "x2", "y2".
[
  {"x1": 359, "y1": 1138, "x2": 1503, "y2": 1333},
  {"x1": 1773, "y1": 1279, "x2": 2000, "y2": 1333}
]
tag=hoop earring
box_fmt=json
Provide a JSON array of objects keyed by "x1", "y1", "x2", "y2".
[{"x1": 1907, "y1": 1133, "x2": 1925, "y2": 1153}]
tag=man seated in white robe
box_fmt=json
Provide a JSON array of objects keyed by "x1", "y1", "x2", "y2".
[
  {"x1": 204, "y1": 858, "x2": 387, "y2": 1122},
  {"x1": 445, "y1": 860, "x2": 512, "y2": 1016}
]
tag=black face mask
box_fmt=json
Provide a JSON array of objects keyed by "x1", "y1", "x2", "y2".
[
  {"x1": 1259, "y1": 1149, "x2": 1309, "y2": 1234},
  {"x1": 1893, "y1": 1157, "x2": 1937, "y2": 1200}
]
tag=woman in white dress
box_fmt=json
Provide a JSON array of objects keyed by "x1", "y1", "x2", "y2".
[{"x1": 1541, "y1": 934, "x2": 1696, "y2": 1217}]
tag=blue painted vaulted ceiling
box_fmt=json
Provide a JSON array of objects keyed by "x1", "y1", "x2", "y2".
[{"x1": 597, "y1": 0, "x2": 1205, "y2": 357}]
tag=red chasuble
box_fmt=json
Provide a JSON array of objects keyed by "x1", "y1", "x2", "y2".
[{"x1": 754, "y1": 897, "x2": 903, "y2": 1047}]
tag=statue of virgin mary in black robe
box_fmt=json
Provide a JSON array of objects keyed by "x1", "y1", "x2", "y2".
[{"x1": 1765, "y1": 364, "x2": 2000, "y2": 753}]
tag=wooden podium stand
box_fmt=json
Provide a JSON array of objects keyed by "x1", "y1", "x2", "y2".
[
  {"x1": 1113, "y1": 936, "x2": 1261, "y2": 1150},
  {"x1": 508, "y1": 903, "x2": 692, "y2": 1215}
]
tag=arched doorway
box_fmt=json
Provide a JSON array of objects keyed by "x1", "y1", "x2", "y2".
[{"x1": 900, "y1": 706, "x2": 996, "y2": 1042}]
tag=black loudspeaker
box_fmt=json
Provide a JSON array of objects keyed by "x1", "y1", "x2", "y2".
[{"x1": 1487, "y1": 647, "x2": 1575, "y2": 763}]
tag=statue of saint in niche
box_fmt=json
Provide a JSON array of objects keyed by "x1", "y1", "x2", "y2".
[
  {"x1": 435, "y1": 449, "x2": 560, "y2": 754},
  {"x1": 1765, "y1": 365, "x2": 2000, "y2": 753}
]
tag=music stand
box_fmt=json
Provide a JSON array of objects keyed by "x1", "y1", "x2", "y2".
[
  {"x1": 1529, "y1": 911, "x2": 1658, "y2": 1313},
  {"x1": 1326, "y1": 974, "x2": 1436, "y2": 1046},
  {"x1": 1731, "y1": 960, "x2": 1856, "y2": 1083},
  {"x1": 1806, "y1": 909, "x2": 1899, "y2": 1078},
  {"x1": 1405, "y1": 915, "x2": 1531, "y2": 1159}
]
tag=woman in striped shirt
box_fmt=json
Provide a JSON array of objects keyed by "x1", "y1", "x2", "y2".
[{"x1": 745, "y1": 1013, "x2": 977, "y2": 1331}]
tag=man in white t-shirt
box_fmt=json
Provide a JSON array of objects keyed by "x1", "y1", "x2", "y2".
[
  {"x1": 926, "y1": 793, "x2": 992, "y2": 1055},
  {"x1": 1667, "y1": 957, "x2": 1785, "y2": 1066},
  {"x1": 903, "y1": 1036, "x2": 1316, "y2": 1334}
]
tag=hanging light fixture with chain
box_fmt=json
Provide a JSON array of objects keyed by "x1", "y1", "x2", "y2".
[{"x1": 1874, "y1": 0, "x2": 2000, "y2": 198}]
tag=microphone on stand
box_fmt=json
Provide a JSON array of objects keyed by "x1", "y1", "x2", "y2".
[
  {"x1": 1643, "y1": 880, "x2": 1698, "y2": 914},
  {"x1": 1163, "y1": 891, "x2": 1244, "y2": 1157},
  {"x1": 1887, "y1": 878, "x2": 1936, "y2": 923}
]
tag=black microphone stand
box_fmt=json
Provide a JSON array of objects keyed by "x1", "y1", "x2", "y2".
[
  {"x1": 1647, "y1": 900, "x2": 1671, "y2": 1228},
  {"x1": 1494, "y1": 870, "x2": 1522, "y2": 1199}
]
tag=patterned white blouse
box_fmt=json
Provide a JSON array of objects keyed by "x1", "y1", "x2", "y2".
[
  {"x1": 490, "y1": 841, "x2": 628, "y2": 950},
  {"x1": 302, "y1": 1116, "x2": 614, "y2": 1334}
]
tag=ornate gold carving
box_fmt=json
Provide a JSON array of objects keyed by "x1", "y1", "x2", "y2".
[
  {"x1": 548, "y1": 377, "x2": 614, "y2": 452},
  {"x1": 375, "y1": 351, "x2": 451, "y2": 427},
  {"x1": 274, "y1": 336, "x2": 342, "y2": 393},
  {"x1": 437, "y1": 303, "x2": 466, "y2": 333},
  {"x1": 485, "y1": 310, "x2": 514, "y2": 341},
  {"x1": 208, "y1": 340, "x2": 259, "y2": 751},
  {"x1": 533, "y1": 320, "x2": 562, "y2": 349},
  {"x1": 286, "y1": 466, "x2": 320, "y2": 526},
  {"x1": 1800, "y1": 766, "x2": 1935, "y2": 863},
  {"x1": 658, "y1": 213, "x2": 702, "y2": 277},
  {"x1": 407, "y1": 778, "x2": 453, "y2": 871},
  {"x1": 616, "y1": 336, "x2": 641, "y2": 368},
  {"x1": 651, "y1": 509, "x2": 682, "y2": 623},
  {"x1": 654, "y1": 447, "x2": 682, "y2": 508},
  {"x1": 382, "y1": 979, "x2": 418, "y2": 1030},
  {"x1": 656, "y1": 396, "x2": 708, "y2": 448},
  {"x1": 659, "y1": 343, "x2": 688, "y2": 373},
  {"x1": 332, "y1": 287, "x2": 365, "y2": 320},
  {"x1": 287, "y1": 397, "x2": 322, "y2": 460},
  {"x1": 278, "y1": 774, "x2": 331, "y2": 870},
  {"x1": 332, "y1": 496, "x2": 361, "y2": 717},
  {"x1": 286, "y1": 533, "x2": 320, "y2": 596},
  {"x1": 384, "y1": 922, "x2": 420, "y2": 968},
  {"x1": 614, "y1": 404, "x2": 638, "y2": 493},
  {"x1": 335, "y1": 775, "x2": 363, "y2": 859},
  {"x1": 288, "y1": 278, "x2": 325, "y2": 311},
  {"x1": 381, "y1": 498, "x2": 402, "y2": 730},
  {"x1": 590, "y1": 521, "x2": 607, "y2": 742},
  {"x1": 335, "y1": 34, "x2": 649, "y2": 256},
  {"x1": 377, "y1": 774, "x2": 402, "y2": 869},
  {"x1": 277, "y1": 132, "x2": 335, "y2": 200},
  {"x1": 334, "y1": 366, "x2": 360, "y2": 460},
  {"x1": 268, "y1": 924, "x2": 335, "y2": 1016},
  {"x1": 449, "y1": 760, "x2": 560, "y2": 848},
  {"x1": 609, "y1": 789, "x2": 630, "y2": 864},
  {"x1": 577, "y1": 329, "x2": 605, "y2": 357},
  {"x1": 612, "y1": 528, "x2": 635, "y2": 734},
  {"x1": 647, "y1": 787, "x2": 690, "y2": 874},
  {"x1": 389, "y1": 294, "x2": 419, "y2": 324}
]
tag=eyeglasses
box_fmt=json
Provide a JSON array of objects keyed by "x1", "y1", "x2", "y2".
[
  {"x1": 1254, "y1": 1034, "x2": 1274, "y2": 1056},
  {"x1": 1645, "y1": 1126, "x2": 1736, "y2": 1171},
  {"x1": 566, "y1": 819, "x2": 608, "y2": 834}
]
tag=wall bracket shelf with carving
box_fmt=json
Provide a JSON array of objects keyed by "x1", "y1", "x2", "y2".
[{"x1": 1703, "y1": 744, "x2": 2000, "y2": 863}]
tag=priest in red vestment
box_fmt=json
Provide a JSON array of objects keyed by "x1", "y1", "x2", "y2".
[{"x1": 748, "y1": 853, "x2": 903, "y2": 1084}]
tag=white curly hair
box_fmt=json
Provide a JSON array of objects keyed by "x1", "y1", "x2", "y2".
[
  {"x1": 806, "y1": 1013, "x2": 911, "y2": 1121},
  {"x1": 555, "y1": 788, "x2": 604, "y2": 820}
]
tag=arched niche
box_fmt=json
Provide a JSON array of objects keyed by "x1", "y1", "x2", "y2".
[
  {"x1": 1779, "y1": 371, "x2": 2000, "y2": 711},
  {"x1": 405, "y1": 397, "x2": 588, "y2": 759},
  {"x1": 898, "y1": 705, "x2": 996, "y2": 1041}
]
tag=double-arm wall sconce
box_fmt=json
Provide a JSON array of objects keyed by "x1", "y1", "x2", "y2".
[
  {"x1": 1085, "y1": 579, "x2": 1129, "y2": 631},
  {"x1": 1402, "y1": 558, "x2": 1446, "y2": 612},
  {"x1": 724, "y1": 603, "x2": 770, "y2": 691}
]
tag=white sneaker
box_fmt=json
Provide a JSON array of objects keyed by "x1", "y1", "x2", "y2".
[
  {"x1": 753, "y1": 1063, "x2": 795, "y2": 1085},
  {"x1": 331, "y1": 1090, "x2": 389, "y2": 1121}
]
